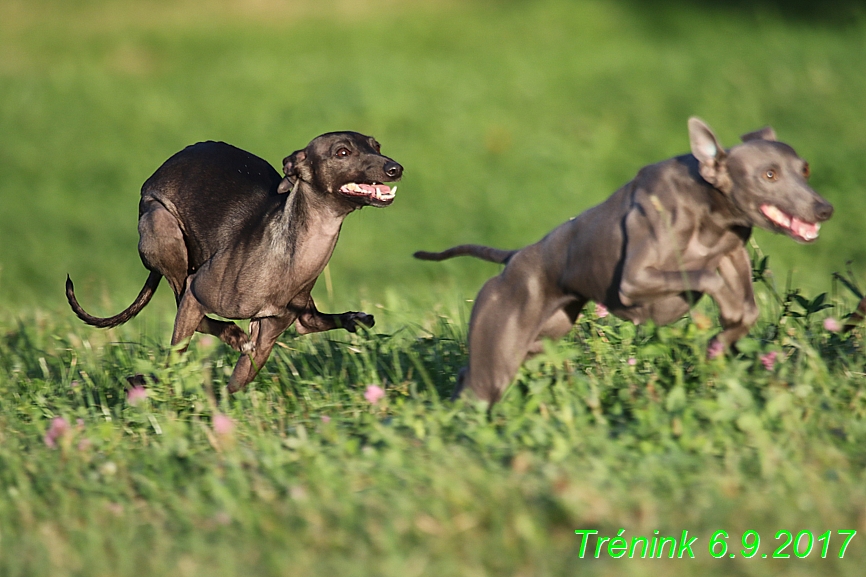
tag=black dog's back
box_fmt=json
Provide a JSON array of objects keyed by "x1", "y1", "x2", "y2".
[{"x1": 141, "y1": 141, "x2": 285, "y2": 269}]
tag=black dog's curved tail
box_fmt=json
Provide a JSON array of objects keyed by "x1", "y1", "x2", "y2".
[
  {"x1": 66, "y1": 270, "x2": 162, "y2": 328},
  {"x1": 414, "y1": 244, "x2": 517, "y2": 265}
]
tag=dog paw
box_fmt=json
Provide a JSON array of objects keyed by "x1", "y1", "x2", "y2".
[
  {"x1": 344, "y1": 312, "x2": 375, "y2": 332},
  {"x1": 218, "y1": 326, "x2": 248, "y2": 351},
  {"x1": 240, "y1": 340, "x2": 256, "y2": 354}
]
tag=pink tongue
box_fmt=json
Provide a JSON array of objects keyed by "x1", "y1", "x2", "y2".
[{"x1": 791, "y1": 217, "x2": 818, "y2": 238}]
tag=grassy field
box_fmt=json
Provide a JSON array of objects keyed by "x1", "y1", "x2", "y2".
[
  {"x1": 3, "y1": 0, "x2": 866, "y2": 575},
  {"x1": 2, "y1": 271, "x2": 866, "y2": 576}
]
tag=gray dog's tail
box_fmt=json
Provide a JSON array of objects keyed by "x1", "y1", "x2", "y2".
[
  {"x1": 66, "y1": 271, "x2": 162, "y2": 328},
  {"x1": 413, "y1": 244, "x2": 517, "y2": 265}
]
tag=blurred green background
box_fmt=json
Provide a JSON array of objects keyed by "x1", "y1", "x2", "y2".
[{"x1": 2, "y1": 0, "x2": 865, "y2": 318}]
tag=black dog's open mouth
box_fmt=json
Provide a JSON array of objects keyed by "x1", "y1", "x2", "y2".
[
  {"x1": 760, "y1": 204, "x2": 820, "y2": 242},
  {"x1": 339, "y1": 182, "x2": 397, "y2": 206}
]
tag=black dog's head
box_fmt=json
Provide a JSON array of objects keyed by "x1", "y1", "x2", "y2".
[
  {"x1": 689, "y1": 117, "x2": 833, "y2": 243},
  {"x1": 277, "y1": 131, "x2": 403, "y2": 208}
]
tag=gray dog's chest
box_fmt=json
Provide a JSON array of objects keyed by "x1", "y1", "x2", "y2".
[
  {"x1": 666, "y1": 226, "x2": 743, "y2": 270},
  {"x1": 556, "y1": 185, "x2": 747, "y2": 323}
]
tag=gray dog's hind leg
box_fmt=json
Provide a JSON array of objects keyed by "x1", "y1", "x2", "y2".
[
  {"x1": 139, "y1": 200, "x2": 250, "y2": 352},
  {"x1": 460, "y1": 248, "x2": 580, "y2": 404},
  {"x1": 525, "y1": 299, "x2": 586, "y2": 356},
  {"x1": 454, "y1": 300, "x2": 583, "y2": 403}
]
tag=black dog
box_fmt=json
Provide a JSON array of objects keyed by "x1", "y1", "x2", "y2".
[{"x1": 67, "y1": 132, "x2": 403, "y2": 392}]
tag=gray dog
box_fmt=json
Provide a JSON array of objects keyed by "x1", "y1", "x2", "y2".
[
  {"x1": 416, "y1": 118, "x2": 832, "y2": 404},
  {"x1": 67, "y1": 132, "x2": 402, "y2": 392}
]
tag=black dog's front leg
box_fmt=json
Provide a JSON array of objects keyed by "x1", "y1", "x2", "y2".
[{"x1": 293, "y1": 295, "x2": 374, "y2": 335}]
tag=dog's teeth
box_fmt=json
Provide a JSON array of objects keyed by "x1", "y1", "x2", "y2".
[
  {"x1": 764, "y1": 205, "x2": 792, "y2": 228},
  {"x1": 390, "y1": 186, "x2": 397, "y2": 195}
]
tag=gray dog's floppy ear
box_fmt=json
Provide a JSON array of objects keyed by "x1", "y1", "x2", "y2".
[
  {"x1": 688, "y1": 117, "x2": 732, "y2": 193},
  {"x1": 740, "y1": 126, "x2": 777, "y2": 143},
  {"x1": 277, "y1": 149, "x2": 310, "y2": 194}
]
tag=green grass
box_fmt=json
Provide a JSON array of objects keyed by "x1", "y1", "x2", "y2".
[
  {"x1": 2, "y1": 265, "x2": 866, "y2": 576},
  {"x1": 4, "y1": 1, "x2": 866, "y2": 575}
]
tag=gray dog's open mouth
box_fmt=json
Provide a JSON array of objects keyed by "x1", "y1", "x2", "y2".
[
  {"x1": 339, "y1": 182, "x2": 397, "y2": 205},
  {"x1": 760, "y1": 204, "x2": 820, "y2": 242}
]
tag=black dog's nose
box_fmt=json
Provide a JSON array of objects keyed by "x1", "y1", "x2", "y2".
[
  {"x1": 384, "y1": 161, "x2": 403, "y2": 179},
  {"x1": 814, "y1": 200, "x2": 834, "y2": 221}
]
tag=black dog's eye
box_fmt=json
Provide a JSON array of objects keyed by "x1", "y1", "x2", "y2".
[
  {"x1": 764, "y1": 169, "x2": 777, "y2": 181},
  {"x1": 802, "y1": 163, "x2": 811, "y2": 178},
  {"x1": 335, "y1": 147, "x2": 351, "y2": 158}
]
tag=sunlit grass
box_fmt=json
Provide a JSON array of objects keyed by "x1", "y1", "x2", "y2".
[{"x1": 2, "y1": 264, "x2": 866, "y2": 576}]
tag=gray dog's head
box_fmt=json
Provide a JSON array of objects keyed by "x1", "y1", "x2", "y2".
[
  {"x1": 688, "y1": 117, "x2": 833, "y2": 243},
  {"x1": 277, "y1": 131, "x2": 403, "y2": 208}
]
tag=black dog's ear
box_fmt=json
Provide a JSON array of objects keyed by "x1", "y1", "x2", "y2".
[
  {"x1": 740, "y1": 126, "x2": 777, "y2": 143},
  {"x1": 277, "y1": 178, "x2": 293, "y2": 194},
  {"x1": 688, "y1": 117, "x2": 732, "y2": 193},
  {"x1": 277, "y1": 149, "x2": 310, "y2": 194}
]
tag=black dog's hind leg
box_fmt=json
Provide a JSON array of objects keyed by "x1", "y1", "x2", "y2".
[
  {"x1": 139, "y1": 199, "x2": 250, "y2": 352},
  {"x1": 227, "y1": 316, "x2": 293, "y2": 393}
]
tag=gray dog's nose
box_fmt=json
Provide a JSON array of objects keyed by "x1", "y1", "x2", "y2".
[
  {"x1": 814, "y1": 200, "x2": 834, "y2": 221},
  {"x1": 384, "y1": 161, "x2": 403, "y2": 179}
]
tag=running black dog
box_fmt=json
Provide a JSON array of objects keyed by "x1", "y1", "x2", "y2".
[{"x1": 67, "y1": 132, "x2": 403, "y2": 392}]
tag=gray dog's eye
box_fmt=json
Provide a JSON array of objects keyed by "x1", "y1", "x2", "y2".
[
  {"x1": 336, "y1": 147, "x2": 351, "y2": 158},
  {"x1": 764, "y1": 169, "x2": 777, "y2": 181}
]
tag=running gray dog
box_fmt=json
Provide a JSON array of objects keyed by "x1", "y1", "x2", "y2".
[
  {"x1": 415, "y1": 117, "x2": 832, "y2": 404},
  {"x1": 67, "y1": 132, "x2": 402, "y2": 392}
]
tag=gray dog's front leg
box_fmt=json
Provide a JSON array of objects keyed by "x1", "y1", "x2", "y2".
[
  {"x1": 620, "y1": 248, "x2": 758, "y2": 354},
  {"x1": 711, "y1": 247, "x2": 759, "y2": 349},
  {"x1": 619, "y1": 267, "x2": 725, "y2": 307}
]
